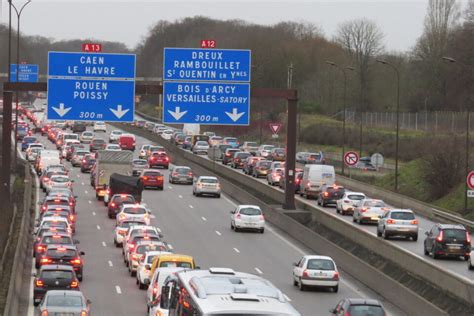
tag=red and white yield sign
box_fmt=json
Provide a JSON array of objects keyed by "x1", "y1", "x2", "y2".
[
  {"x1": 269, "y1": 123, "x2": 283, "y2": 135},
  {"x1": 467, "y1": 171, "x2": 474, "y2": 190},
  {"x1": 344, "y1": 151, "x2": 359, "y2": 166}
]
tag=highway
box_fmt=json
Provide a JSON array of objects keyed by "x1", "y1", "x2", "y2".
[{"x1": 23, "y1": 119, "x2": 405, "y2": 315}]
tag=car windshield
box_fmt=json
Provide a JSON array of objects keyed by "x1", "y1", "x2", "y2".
[
  {"x1": 133, "y1": 160, "x2": 147, "y2": 166},
  {"x1": 41, "y1": 270, "x2": 73, "y2": 280},
  {"x1": 275, "y1": 149, "x2": 285, "y2": 154},
  {"x1": 93, "y1": 139, "x2": 105, "y2": 144},
  {"x1": 120, "y1": 221, "x2": 145, "y2": 229},
  {"x1": 159, "y1": 261, "x2": 192, "y2": 268},
  {"x1": 150, "y1": 146, "x2": 162, "y2": 151},
  {"x1": 137, "y1": 244, "x2": 165, "y2": 254},
  {"x1": 443, "y1": 229, "x2": 467, "y2": 240},
  {"x1": 348, "y1": 305, "x2": 385, "y2": 316},
  {"x1": 259, "y1": 162, "x2": 271, "y2": 168},
  {"x1": 391, "y1": 212, "x2": 415, "y2": 220},
  {"x1": 47, "y1": 295, "x2": 83, "y2": 307},
  {"x1": 113, "y1": 196, "x2": 135, "y2": 204},
  {"x1": 112, "y1": 131, "x2": 122, "y2": 135},
  {"x1": 83, "y1": 132, "x2": 93, "y2": 136},
  {"x1": 263, "y1": 145, "x2": 274, "y2": 150},
  {"x1": 107, "y1": 145, "x2": 120, "y2": 149},
  {"x1": 307, "y1": 259, "x2": 335, "y2": 271},
  {"x1": 226, "y1": 138, "x2": 237, "y2": 142},
  {"x1": 144, "y1": 171, "x2": 162, "y2": 177},
  {"x1": 348, "y1": 194, "x2": 365, "y2": 200},
  {"x1": 123, "y1": 207, "x2": 147, "y2": 214},
  {"x1": 175, "y1": 168, "x2": 190, "y2": 174},
  {"x1": 196, "y1": 141, "x2": 208, "y2": 146},
  {"x1": 46, "y1": 248, "x2": 76, "y2": 257},
  {"x1": 52, "y1": 177, "x2": 69, "y2": 183},
  {"x1": 42, "y1": 222, "x2": 68, "y2": 229},
  {"x1": 200, "y1": 178, "x2": 218, "y2": 184},
  {"x1": 364, "y1": 200, "x2": 386, "y2": 208},
  {"x1": 43, "y1": 236, "x2": 71, "y2": 244},
  {"x1": 236, "y1": 153, "x2": 250, "y2": 158},
  {"x1": 246, "y1": 142, "x2": 257, "y2": 146},
  {"x1": 239, "y1": 207, "x2": 262, "y2": 216},
  {"x1": 147, "y1": 255, "x2": 157, "y2": 264}
]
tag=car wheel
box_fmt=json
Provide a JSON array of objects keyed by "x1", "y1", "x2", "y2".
[
  {"x1": 412, "y1": 234, "x2": 418, "y2": 242},
  {"x1": 231, "y1": 222, "x2": 234, "y2": 230},
  {"x1": 382, "y1": 228, "x2": 389, "y2": 240},
  {"x1": 464, "y1": 255, "x2": 470, "y2": 261},
  {"x1": 216, "y1": 194, "x2": 221, "y2": 198},
  {"x1": 317, "y1": 199, "x2": 321, "y2": 206},
  {"x1": 131, "y1": 270, "x2": 136, "y2": 277},
  {"x1": 108, "y1": 213, "x2": 113, "y2": 219},
  {"x1": 33, "y1": 301, "x2": 40, "y2": 306},
  {"x1": 376, "y1": 228, "x2": 382, "y2": 237},
  {"x1": 78, "y1": 275, "x2": 83, "y2": 282},
  {"x1": 468, "y1": 258, "x2": 474, "y2": 270},
  {"x1": 298, "y1": 278, "x2": 306, "y2": 291},
  {"x1": 336, "y1": 206, "x2": 340, "y2": 214},
  {"x1": 423, "y1": 245, "x2": 429, "y2": 256},
  {"x1": 332, "y1": 285, "x2": 339, "y2": 293},
  {"x1": 260, "y1": 228, "x2": 264, "y2": 234},
  {"x1": 352, "y1": 216, "x2": 356, "y2": 223},
  {"x1": 431, "y1": 246, "x2": 439, "y2": 259}
]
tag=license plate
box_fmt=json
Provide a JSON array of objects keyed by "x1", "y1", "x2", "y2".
[
  {"x1": 371, "y1": 217, "x2": 379, "y2": 220},
  {"x1": 148, "y1": 179, "x2": 156, "y2": 182},
  {"x1": 448, "y1": 246, "x2": 461, "y2": 250},
  {"x1": 398, "y1": 228, "x2": 409, "y2": 231},
  {"x1": 179, "y1": 177, "x2": 187, "y2": 181}
]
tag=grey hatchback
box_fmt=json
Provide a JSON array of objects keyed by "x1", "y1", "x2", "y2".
[{"x1": 38, "y1": 290, "x2": 91, "y2": 315}]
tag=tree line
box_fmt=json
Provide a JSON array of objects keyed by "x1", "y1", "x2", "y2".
[{"x1": 0, "y1": 0, "x2": 472, "y2": 114}]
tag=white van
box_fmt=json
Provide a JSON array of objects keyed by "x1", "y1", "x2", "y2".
[
  {"x1": 36, "y1": 150, "x2": 61, "y2": 175},
  {"x1": 300, "y1": 165, "x2": 335, "y2": 199}
]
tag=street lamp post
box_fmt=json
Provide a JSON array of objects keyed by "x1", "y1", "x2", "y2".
[
  {"x1": 326, "y1": 61, "x2": 354, "y2": 176},
  {"x1": 10, "y1": 0, "x2": 32, "y2": 164},
  {"x1": 376, "y1": 59, "x2": 400, "y2": 192},
  {"x1": 442, "y1": 56, "x2": 472, "y2": 214}
]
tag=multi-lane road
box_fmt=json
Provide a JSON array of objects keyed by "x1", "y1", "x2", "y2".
[{"x1": 21, "y1": 121, "x2": 406, "y2": 315}]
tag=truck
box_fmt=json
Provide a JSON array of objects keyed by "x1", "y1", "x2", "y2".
[
  {"x1": 103, "y1": 173, "x2": 143, "y2": 206},
  {"x1": 183, "y1": 123, "x2": 200, "y2": 136},
  {"x1": 94, "y1": 150, "x2": 133, "y2": 200}
]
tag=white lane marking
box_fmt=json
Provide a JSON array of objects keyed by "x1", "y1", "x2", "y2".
[
  {"x1": 77, "y1": 174, "x2": 80, "y2": 178},
  {"x1": 169, "y1": 186, "x2": 173, "y2": 189},
  {"x1": 215, "y1": 230, "x2": 222, "y2": 236},
  {"x1": 255, "y1": 267, "x2": 263, "y2": 274},
  {"x1": 284, "y1": 294, "x2": 292, "y2": 302},
  {"x1": 92, "y1": 211, "x2": 96, "y2": 216},
  {"x1": 28, "y1": 166, "x2": 41, "y2": 316},
  {"x1": 233, "y1": 248, "x2": 240, "y2": 253},
  {"x1": 179, "y1": 195, "x2": 183, "y2": 199},
  {"x1": 81, "y1": 182, "x2": 85, "y2": 186},
  {"x1": 108, "y1": 260, "x2": 113, "y2": 267},
  {"x1": 115, "y1": 285, "x2": 122, "y2": 294},
  {"x1": 85, "y1": 190, "x2": 88, "y2": 194},
  {"x1": 88, "y1": 200, "x2": 92, "y2": 204},
  {"x1": 102, "y1": 241, "x2": 106, "y2": 247},
  {"x1": 189, "y1": 205, "x2": 194, "y2": 209},
  {"x1": 201, "y1": 216, "x2": 207, "y2": 221},
  {"x1": 97, "y1": 225, "x2": 101, "y2": 230}
]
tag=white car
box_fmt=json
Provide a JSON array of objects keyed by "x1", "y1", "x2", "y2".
[
  {"x1": 292, "y1": 255, "x2": 339, "y2": 292},
  {"x1": 230, "y1": 205, "x2": 265, "y2": 233},
  {"x1": 208, "y1": 136, "x2": 223, "y2": 146},
  {"x1": 36, "y1": 216, "x2": 73, "y2": 235},
  {"x1": 336, "y1": 192, "x2": 366, "y2": 215},
  {"x1": 124, "y1": 225, "x2": 163, "y2": 246},
  {"x1": 161, "y1": 129, "x2": 173, "y2": 140},
  {"x1": 109, "y1": 130, "x2": 123, "y2": 143},
  {"x1": 93, "y1": 121, "x2": 107, "y2": 132},
  {"x1": 113, "y1": 219, "x2": 147, "y2": 247},
  {"x1": 192, "y1": 176, "x2": 221, "y2": 198},
  {"x1": 128, "y1": 241, "x2": 169, "y2": 276},
  {"x1": 257, "y1": 144, "x2": 275, "y2": 158},
  {"x1": 468, "y1": 247, "x2": 474, "y2": 270},
  {"x1": 353, "y1": 199, "x2": 389, "y2": 224},
  {"x1": 136, "y1": 251, "x2": 171, "y2": 289},
  {"x1": 45, "y1": 175, "x2": 73, "y2": 193},
  {"x1": 105, "y1": 144, "x2": 121, "y2": 151},
  {"x1": 146, "y1": 267, "x2": 187, "y2": 313},
  {"x1": 116, "y1": 204, "x2": 152, "y2": 226},
  {"x1": 139, "y1": 144, "x2": 151, "y2": 159},
  {"x1": 267, "y1": 167, "x2": 284, "y2": 186},
  {"x1": 80, "y1": 131, "x2": 94, "y2": 143},
  {"x1": 192, "y1": 141, "x2": 210, "y2": 154},
  {"x1": 26, "y1": 144, "x2": 44, "y2": 161}
]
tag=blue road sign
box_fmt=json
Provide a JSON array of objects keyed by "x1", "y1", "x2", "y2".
[
  {"x1": 163, "y1": 48, "x2": 251, "y2": 82},
  {"x1": 47, "y1": 52, "x2": 136, "y2": 122},
  {"x1": 10, "y1": 64, "x2": 39, "y2": 82},
  {"x1": 163, "y1": 81, "x2": 250, "y2": 125}
]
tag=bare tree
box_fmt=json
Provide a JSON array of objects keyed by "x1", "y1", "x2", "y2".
[
  {"x1": 465, "y1": 0, "x2": 474, "y2": 27},
  {"x1": 335, "y1": 18, "x2": 384, "y2": 110}
]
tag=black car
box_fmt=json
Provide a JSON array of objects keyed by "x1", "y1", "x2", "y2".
[
  {"x1": 424, "y1": 224, "x2": 471, "y2": 260},
  {"x1": 89, "y1": 138, "x2": 106, "y2": 152},
  {"x1": 330, "y1": 298, "x2": 386, "y2": 316},
  {"x1": 107, "y1": 194, "x2": 136, "y2": 218},
  {"x1": 231, "y1": 152, "x2": 252, "y2": 169},
  {"x1": 80, "y1": 154, "x2": 96, "y2": 173},
  {"x1": 169, "y1": 166, "x2": 193, "y2": 184},
  {"x1": 317, "y1": 185, "x2": 345, "y2": 207},
  {"x1": 71, "y1": 121, "x2": 86, "y2": 133},
  {"x1": 41, "y1": 245, "x2": 85, "y2": 281},
  {"x1": 33, "y1": 265, "x2": 80, "y2": 306},
  {"x1": 222, "y1": 148, "x2": 239, "y2": 165}
]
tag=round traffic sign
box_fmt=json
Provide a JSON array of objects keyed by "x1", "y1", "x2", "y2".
[
  {"x1": 371, "y1": 153, "x2": 384, "y2": 168},
  {"x1": 467, "y1": 171, "x2": 474, "y2": 190},
  {"x1": 344, "y1": 151, "x2": 359, "y2": 166}
]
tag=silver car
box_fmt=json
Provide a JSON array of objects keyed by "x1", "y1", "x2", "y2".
[
  {"x1": 38, "y1": 290, "x2": 91, "y2": 315},
  {"x1": 377, "y1": 209, "x2": 419, "y2": 241},
  {"x1": 192, "y1": 141, "x2": 210, "y2": 154},
  {"x1": 193, "y1": 176, "x2": 221, "y2": 198},
  {"x1": 353, "y1": 199, "x2": 389, "y2": 224},
  {"x1": 132, "y1": 159, "x2": 148, "y2": 176}
]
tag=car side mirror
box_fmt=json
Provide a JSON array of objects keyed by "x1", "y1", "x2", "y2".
[
  {"x1": 144, "y1": 278, "x2": 150, "y2": 285},
  {"x1": 80, "y1": 251, "x2": 85, "y2": 255},
  {"x1": 293, "y1": 262, "x2": 298, "y2": 266},
  {"x1": 86, "y1": 299, "x2": 92, "y2": 305},
  {"x1": 32, "y1": 272, "x2": 36, "y2": 277},
  {"x1": 37, "y1": 201, "x2": 42, "y2": 205},
  {"x1": 329, "y1": 308, "x2": 336, "y2": 314},
  {"x1": 425, "y1": 231, "x2": 429, "y2": 236},
  {"x1": 230, "y1": 210, "x2": 235, "y2": 214},
  {"x1": 74, "y1": 195, "x2": 78, "y2": 199},
  {"x1": 74, "y1": 240, "x2": 80, "y2": 244},
  {"x1": 160, "y1": 286, "x2": 170, "y2": 309}
]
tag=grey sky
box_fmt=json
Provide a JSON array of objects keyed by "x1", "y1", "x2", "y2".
[{"x1": 0, "y1": 0, "x2": 466, "y2": 52}]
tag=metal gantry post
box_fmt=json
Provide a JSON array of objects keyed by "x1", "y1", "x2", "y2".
[
  {"x1": 284, "y1": 92, "x2": 298, "y2": 210},
  {"x1": 1, "y1": 91, "x2": 13, "y2": 204}
]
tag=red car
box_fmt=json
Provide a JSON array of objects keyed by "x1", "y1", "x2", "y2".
[
  {"x1": 148, "y1": 151, "x2": 169, "y2": 169},
  {"x1": 119, "y1": 134, "x2": 136, "y2": 151},
  {"x1": 140, "y1": 169, "x2": 164, "y2": 190}
]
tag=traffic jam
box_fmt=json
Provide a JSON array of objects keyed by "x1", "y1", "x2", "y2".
[{"x1": 16, "y1": 99, "x2": 472, "y2": 316}]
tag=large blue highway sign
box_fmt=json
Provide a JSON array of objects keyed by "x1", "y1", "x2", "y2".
[
  {"x1": 10, "y1": 64, "x2": 39, "y2": 82},
  {"x1": 47, "y1": 52, "x2": 136, "y2": 122},
  {"x1": 163, "y1": 48, "x2": 251, "y2": 82},
  {"x1": 163, "y1": 81, "x2": 250, "y2": 125}
]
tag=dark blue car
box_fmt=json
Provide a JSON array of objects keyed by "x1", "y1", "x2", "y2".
[{"x1": 21, "y1": 136, "x2": 37, "y2": 151}]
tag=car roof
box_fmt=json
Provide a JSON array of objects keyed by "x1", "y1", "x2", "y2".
[
  {"x1": 345, "y1": 191, "x2": 365, "y2": 195},
  {"x1": 198, "y1": 176, "x2": 218, "y2": 180},
  {"x1": 303, "y1": 255, "x2": 335, "y2": 261},
  {"x1": 42, "y1": 231, "x2": 71, "y2": 237},
  {"x1": 40, "y1": 264, "x2": 75, "y2": 271},
  {"x1": 157, "y1": 253, "x2": 194, "y2": 261},
  {"x1": 238, "y1": 205, "x2": 261, "y2": 209},
  {"x1": 387, "y1": 209, "x2": 413, "y2": 213},
  {"x1": 345, "y1": 298, "x2": 383, "y2": 306},
  {"x1": 438, "y1": 224, "x2": 466, "y2": 230},
  {"x1": 45, "y1": 290, "x2": 84, "y2": 297},
  {"x1": 46, "y1": 244, "x2": 76, "y2": 250}
]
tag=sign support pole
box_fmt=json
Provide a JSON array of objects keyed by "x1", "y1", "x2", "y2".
[
  {"x1": 1, "y1": 91, "x2": 13, "y2": 205},
  {"x1": 284, "y1": 93, "x2": 298, "y2": 210}
]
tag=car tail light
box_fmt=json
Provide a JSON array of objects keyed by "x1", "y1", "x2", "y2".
[
  {"x1": 467, "y1": 232, "x2": 471, "y2": 244},
  {"x1": 70, "y1": 280, "x2": 79, "y2": 288},
  {"x1": 143, "y1": 176, "x2": 148, "y2": 181},
  {"x1": 40, "y1": 258, "x2": 52, "y2": 264},
  {"x1": 132, "y1": 254, "x2": 138, "y2": 261},
  {"x1": 411, "y1": 219, "x2": 418, "y2": 225},
  {"x1": 43, "y1": 177, "x2": 49, "y2": 182},
  {"x1": 360, "y1": 208, "x2": 367, "y2": 213},
  {"x1": 164, "y1": 157, "x2": 169, "y2": 161},
  {"x1": 236, "y1": 214, "x2": 241, "y2": 219},
  {"x1": 343, "y1": 200, "x2": 350, "y2": 203},
  {"x1": 71, "y1": 258, "x2": 81, "y2": 265},
  {"x1": 82, "y1": 159, "x2": 86, "y2": 163},
  {"x1": 259, "y1": 215, "x2": 264, "y2": 221},
  {"x1": 41, "y1": 310, "x2": 49, "y2": 316},
  {"x1": 119, "y1": 230, "x2": 126, "y2": 235},
  {"x1": 153, "y1": 286, "x2": 158, "y2": 295},
  {"x1": 69, "y1": 202, "x2": 74, "y2": 206},
  {"x1": 69, "y1": 215, "x2": 75, "y2": 222},
  {"x1": 386, "y1": 219, "x2": 395, "y2": 224},
  {"x1": 111, "y1": 202, "x2": 116, "y2": 207},
  {"x1": 323, "y1": 192, "x2": 329, "y2": 197},
  {"x1": 302, "y1": 270, "x2": 309, "y2": 278},
  {"x1": 332, "y1": 271, "x2": 339, "y2": 280},
  {"x1": 129, "y1": 244, "x2": 135, "y2": 249},
  {"x1": 37, "y1": 245, "x2": 45, "y2": 252},
  {"x1": 41, "y1": 205, "x2": 47, "y2": 211},
  {"x1": 35, "y1": 279, "x2": 44, "y2": 287},
  {"x1": 436, "y1": 230, "x2": 444, "y2": 242}
]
